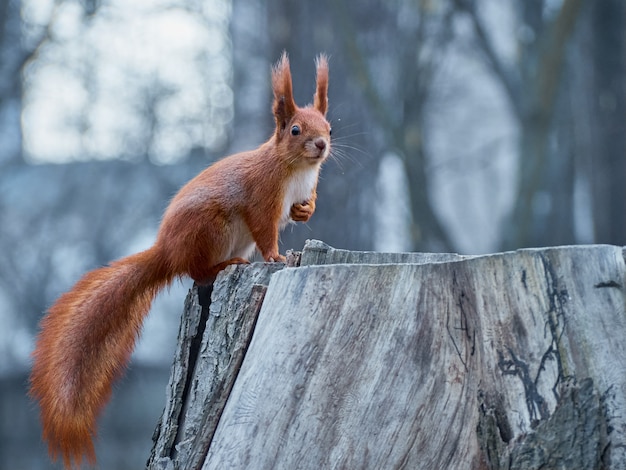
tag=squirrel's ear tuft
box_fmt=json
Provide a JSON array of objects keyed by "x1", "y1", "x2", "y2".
[
  {"x1": 313, "y1": 54, "x2": 328, "y2": 116},
  {"x1": 272, "y1": 51, "x2": 297, "y2": 133}
]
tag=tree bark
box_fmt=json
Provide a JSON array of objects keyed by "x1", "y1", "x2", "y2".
[{"x1": 148, "y1": 240, "x2": 626, "y2": 469}]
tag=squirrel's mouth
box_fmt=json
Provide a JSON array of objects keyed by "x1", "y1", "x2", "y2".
[
  {"x1": 306, "y1": 149, "x2": 330, "y2": 162},
  {"x1": 306, "y1": 138, "x2": 330, "y2": 160}
]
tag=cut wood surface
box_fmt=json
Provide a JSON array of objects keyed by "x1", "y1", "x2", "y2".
[
  {"x1": 298, "y1": 238, "x2": 470, "y2": 265},
  {"x1": 148, "y1": 240, "x2": 626, "y2": 470}
]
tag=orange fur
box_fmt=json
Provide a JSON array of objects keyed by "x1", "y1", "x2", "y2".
[{"x1": 30, "y1": 52, "x2": 331, "y2": 468}]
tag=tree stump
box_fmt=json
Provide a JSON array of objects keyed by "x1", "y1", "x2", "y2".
[{"x1": 147, "y1": 240, "x2": 626, "y2": 469}]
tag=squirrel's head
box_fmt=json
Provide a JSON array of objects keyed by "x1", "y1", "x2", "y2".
[{"x1": 272, "y1": 52, "x2": 331, "y2": 166}]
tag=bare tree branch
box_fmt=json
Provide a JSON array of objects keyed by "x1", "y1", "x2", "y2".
[
  {"x1": 331, "y1": 0, "x2": 457, "y2": 251},
  {"x1": 452, "y1": 0, "x2": 522, "y2": 116}
]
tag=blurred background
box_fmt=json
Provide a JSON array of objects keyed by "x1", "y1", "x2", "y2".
[{"x1": 0, "y1": 0, "x2": 624, "y2": 468}]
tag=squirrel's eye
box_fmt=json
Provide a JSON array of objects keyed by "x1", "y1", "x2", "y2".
[
  {"x1": 291, "y1": 125, "x2": 301, "y2": 136},
  {"x1": 329, "y1": 127, "x2": 332, "y2": 136}
]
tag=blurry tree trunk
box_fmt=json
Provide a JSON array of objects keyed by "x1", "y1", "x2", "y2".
[
  {"x1": 548, "y1": 96, "x2": 577, "y2": 245},
  {"x1": 589, "y1": 0, "x2": 626, "y2": 245},
  {"x1": 148, "y1": 240, "x2": 626, "y2": 470},
  {"x1": 455, "y1": 0, "x2": 584, "y2": 250},
  {"x1": 0, "y1": 0, "x2": 25, "y2": 169},
  {"x1": 332, "y1": 0, "x2": 455, "y2": 252},
  {"x1": 229, "y1": 0, "x2": 269, "y2": 153},
  {"x1": 525, "y1": 63, "x2": 577, "y2": 248},
  {"x1": 504, "y1": 0, "x2": 584, "y2": 249}
]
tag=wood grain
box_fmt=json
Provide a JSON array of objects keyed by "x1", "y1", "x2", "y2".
[
  {"x1": 149, "y1": 243, "x2": 626, "y2": 470},
  {"x1": 205, "y1": 245, "x2": 625, "y2": 469}
]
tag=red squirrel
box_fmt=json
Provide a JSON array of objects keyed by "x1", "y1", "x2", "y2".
[{"x1": 30, "y1": 52, "x2": 331, "y2": 469}]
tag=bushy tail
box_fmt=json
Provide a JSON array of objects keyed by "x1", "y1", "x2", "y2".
[{"x1": 30, "y1": 246, "x2": 174, "y2": 469}]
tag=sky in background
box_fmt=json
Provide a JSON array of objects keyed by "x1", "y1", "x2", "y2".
[{"x1": 21, "y1": 0, "x2": 233, "y2": 164}]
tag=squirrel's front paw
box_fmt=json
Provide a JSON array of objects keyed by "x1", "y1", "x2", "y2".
[
  {"x1": 290, "y1": 201, "x2": 315, "y2": 222},
  {"x1": 266, "y1": 253, "x2": 287, "y2": 263}
]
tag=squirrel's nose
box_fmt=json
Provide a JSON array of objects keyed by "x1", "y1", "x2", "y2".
[{"x1": 314, "y1": 138, "x2": 327, "y2": 151}]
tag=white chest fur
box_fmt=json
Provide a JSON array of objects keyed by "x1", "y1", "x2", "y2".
[{"x1": 280, "y1": 166, "x2": 319, "y2": 227}]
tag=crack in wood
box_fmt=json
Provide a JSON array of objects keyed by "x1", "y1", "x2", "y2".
[
  {"x1": 594, "y1": 280, "x2": 622, "y2": 289},
  {"x1": 497, "y1": 347, "x2": 549, "y2": 425},
  {"x1": 478, "y1": 389, "x2": 513, "y2": 444},
  {"x1": 495, "y1": 255, "x2": 571, "y2": 429},
  {"x1": 169, "y1": 283, "x2": 213, "y2": 460},
  {"x1": 479, "y1": 378, "x2": 609, "y2": 470},
  {"x1": 185, "y1": 284, "x2": 268, "y2": 470},
  {"x1": 446, "y1": 272, "x2": 477, "y2": 373},
  {"x1": 446, "y1": 304, "x2": 468, "y2": 373},
  {"x1": 477, "y1": 388, "x2": 514, "y2": 469},
  {"x1": 539, "y1": 253, "x2": 571, "y2": 398}
]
